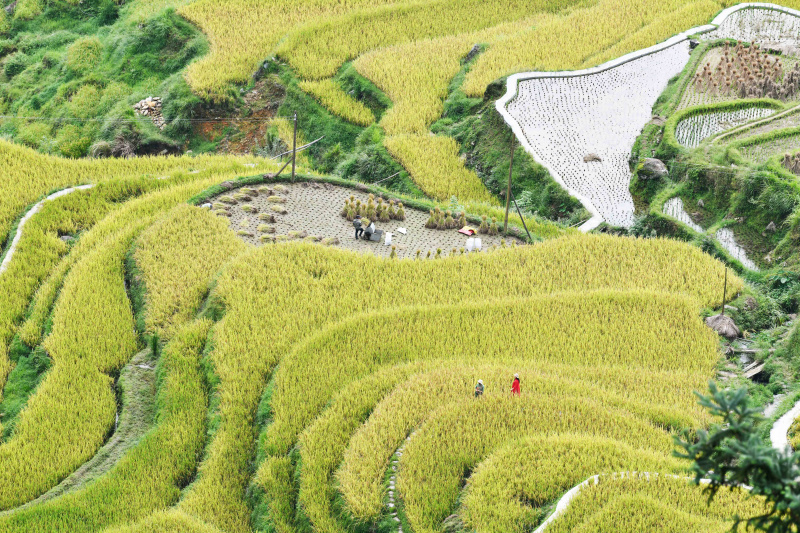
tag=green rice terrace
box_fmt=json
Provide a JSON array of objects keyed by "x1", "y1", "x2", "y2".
[{"x1": 0, "y1": 1, "x2": 800, "y2": 532}]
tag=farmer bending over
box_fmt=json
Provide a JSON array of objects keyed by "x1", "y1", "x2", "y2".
[
  {"x1": 474, "y1": 379, "x2": 484, "y2": 398},
  {"x1": 364, "y1": 221, "x2": 375, "y2": 240}
]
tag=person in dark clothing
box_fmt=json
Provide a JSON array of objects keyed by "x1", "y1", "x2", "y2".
[
  {"x1": 353, "y1": 215, "x2": 364, "y2": 239},
  {"x1": 363, "y1": 221, "x2": 375, "y2": 240},
  {"x1": 474, "y1": 379, "x2": 484, "y2": 398},
  {"x1": 511, "y1": 373, "x2": 520, "y2": 395}
]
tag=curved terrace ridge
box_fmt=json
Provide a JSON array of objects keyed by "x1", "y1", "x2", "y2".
[
  {"x1": 533, "y1": 398, "x2": 796, "y2": 532},
  {"x1": 0, "y1": 185, "x2": 95, "y2": 277}
]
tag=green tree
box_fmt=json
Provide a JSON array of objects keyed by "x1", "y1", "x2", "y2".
[{"x1": 675, "y1": 382, "x2": 800, "y2": 532}]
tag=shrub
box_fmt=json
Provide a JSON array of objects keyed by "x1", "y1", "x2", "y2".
[
  {"x1": 89, "y1": 141, "x2": 112, "y2": 158},
  {"x1": 69, "y1": 85, "x2": 102, "y2": 119},
  {"x1": 0, "y1": 9, "x2": 10, "y2": 35},
  {"x1": 66, "y1": 37, "x2": 103, "y2": 74},
  {"x1": 4, "y1": 52, "x2": 28, "y2": 78},
  {"x1": 56, "y1": 125, "x2": 91, "y2": 158},
  {"x1": 99, "y1": 82, "x2": 131, "y2": 114},
  {"x1": 12, "y1": 0, "x2": 42, "y2": 20},
  {"x1": 15, "y1": 122, "x2": 51, "y2": 149}
]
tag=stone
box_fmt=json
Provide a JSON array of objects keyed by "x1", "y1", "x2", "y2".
[
  {"x1": 465, "y1": 44, "x2": 482, "y2": 63},
  {"x1": 443, "y1": 514, "x2": 465, "y2": 533},
  {"x1": 60, "y1": 235, "x2": 75, "y2": 243},
  {"x1": 744, "y1": 297, "x2": 758, "y2": 311},
  {"x1": 705, "y1": 314, "x2": 740, "y2": 340},
  {"x1": 638, "y1": 158, "x2": 668, "y2": 180},
  {"x1": 766, "y1": 221, "x2": 777, "y2": 233},
  {"x1": 698, "y1": 199, "x2": 705, "y2": 208},
  {"x1": 583, "y1": 153, "x2": 602, "y2": 163}
]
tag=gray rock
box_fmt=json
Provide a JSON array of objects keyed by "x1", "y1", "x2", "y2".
[
  {"x1": 766, "y1": 221, "x2": 777, "y2": 233},
  {"x1": 698, "y1": 199, "x2": 705, "y2": 208},
  {"x1": 638, "y1": 158, "x2": 668, "y2": 180},
  {"x1": 705, "y1": 314, "x2": 740, "y2": 340},
  {"x1": 443, "y1": 514, "x2": 465, "y2": 533},
  {"x1": 465, "y1": 44, "x2": 482, "y2": 63},
  {"x1": 60, "y1": 235, "x2": 75, "y2": 243}
]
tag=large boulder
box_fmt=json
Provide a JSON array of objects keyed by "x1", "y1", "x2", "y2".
[
  {"x1": 705, "y1": 314, "x2": 740, "y2": 340},
  {"x1": 638, "y1": 158, "x2": 668, "y2": 180}
]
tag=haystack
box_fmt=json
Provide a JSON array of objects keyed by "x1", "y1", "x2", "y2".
[{"x1": 705, "y1": 314, "x2": 740, "y2": 340}]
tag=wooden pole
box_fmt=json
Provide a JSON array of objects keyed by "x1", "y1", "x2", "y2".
[
  {"x1": 510, "y1": 189, "x2": 533, "y2": 243},
  {"x1": 722, "y1": 268, "x2": 728, "y2": 316},
  {"x1": 291, "y1": 112, "x2": 298, "y2": 182},
  {"x1": 504, "y1": 139, "x2": 515, "y2": 234}
]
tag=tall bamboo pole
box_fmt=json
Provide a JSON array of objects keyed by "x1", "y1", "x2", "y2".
[
  {"x1": 722, "y1": 268, "x2": 728, "y2": 316},
  {"x1": 291, "y1": 112, "x2": 298, "y2": 182},
  {"x1": 504, "y1": 139, "x2": 515, "y2": 234}
]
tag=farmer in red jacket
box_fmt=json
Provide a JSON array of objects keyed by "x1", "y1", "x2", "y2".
[{"x1": 511, "y1": 373, "x2": 520, "y2": 396}]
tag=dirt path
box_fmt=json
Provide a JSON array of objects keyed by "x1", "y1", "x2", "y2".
[{"x1": 0, "y1": 348, "x2": 157, "y2": 513}]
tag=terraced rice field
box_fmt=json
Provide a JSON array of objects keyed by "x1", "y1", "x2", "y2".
[
  {"x1": 2, "y1": 2, "x2": 799, "y2": 533},
  {"x1": 208, "y1": 182, "x2": 518, "y2": 258},
  {"x1": 738, "y1": 131, "x2": 800, "y2": 162},
  {"x1": 499, "y1": 4, "x2": 800, "y2": 229},
  {"x1": 675, "y1": 106, "x2": 777, "y2": 148},
  {"x1": 0, "y1": 141, "x2": 748, "y2": 531}
]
